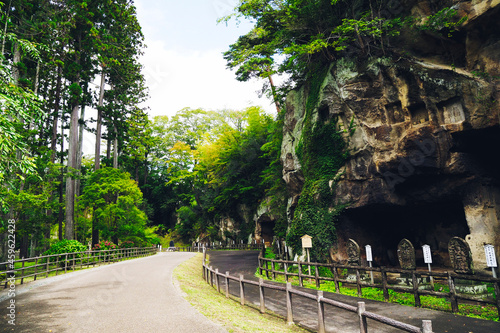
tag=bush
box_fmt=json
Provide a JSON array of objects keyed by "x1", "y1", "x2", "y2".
[
  {"x1": 92, "y1": 240, "x2": 117, "y2": 251},
  {"x1": 44, "y1": 239, "x2": 87, "y2": 256},
  {"x1": 119, "y1": 240, "x2": 135, "y2": 248},
  {"x1": 42, "y1": 240, "x2": 87, "y2": 265}
]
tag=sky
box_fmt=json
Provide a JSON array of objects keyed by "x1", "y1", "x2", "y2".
[{"x1": 134, "y1": 0, "x2": 277, "y2": 119}]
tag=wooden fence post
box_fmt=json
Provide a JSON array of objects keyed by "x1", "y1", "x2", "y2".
[
  {"x1": 317, "y1": 290, "x2": 325, "y2": 333},
  {"x1": 215, "y1": 269, "x2": 220, "y2": 293},
  {"x1": 239, "y1": 274, "x2": 245, "y2": 306},
  {"x1": 357, "y1": 301, "x2": 367, "y2": 333},
  {"x1": 356, "y1": 268, "x2": 362, "y2": 297},
  {"x1": 412, "y1": 271, "x2": 421, "y2": 307},
  {"x1": 209, "y1": 266, "x2": 214, "y2": 287},
  {"x1": 286, "y1": 282, "x2": 293, "y2": 325},
  {"x1": 284, "y1": 261, "x2": 288, "y2": 282},
  {"x1": 333, "y1": 265, "x2": 340, "y2": 293},
  {"x1": 225, "y1": 271, "x2": 230, "y2": 298},
  {"x1": 494, "y1": 279, "x2": 500, "y2": 315},
  {"x1": 34, "y1": 257, "x2": 38, "y2": 281},
  {"x1": 298, "y1": 261, "x2": 303, "y2": 287},
  {"x1": 20, "y1": 261, "x2": 25, "y2": 284},
  {"x1": 315, "y1": 264, "x2": 320, "y2": 288},
  {"x1": 447, "y1": 272, "x2": 459, "y2": 313},
  {"x1": 259, "y1": 278, "x2": 265, "y2": 314},
  {"x1": 272, "y1": 260, "x2": 276, "y2": 280},
  {"x1": 422, "y1": 320, "x2": 433, "y2": 333},
  {"x1": 381, "y1": 267, "x2": 389, "y2": 301}
]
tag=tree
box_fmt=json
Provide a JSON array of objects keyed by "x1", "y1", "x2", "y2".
[{"x1": 78, "y1": 167, "x2": 148, "y2": 245}]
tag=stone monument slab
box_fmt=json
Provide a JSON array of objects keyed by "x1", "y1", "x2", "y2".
[
  {"x1": 347, "y1": 239, "x2": 361, "y2": 266},
  {"x1": 397, "y1": 238, "x2": 416, "y2": 270},
  {"x1": 448, "y1": 237, "x2": 474, "y2": 274}
]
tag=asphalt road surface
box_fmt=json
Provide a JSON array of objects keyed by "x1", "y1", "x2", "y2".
[
  {"x1": 208, "y1": 250, "x2": 500, "y2": 333},
  {"x1": 0, "y1": 252, "x2": 227, "y2": 333}
]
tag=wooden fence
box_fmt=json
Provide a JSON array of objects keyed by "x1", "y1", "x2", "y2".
[
  {"x1": 259, "y1": 255, "x2": 500, "y2": 317},
  {"x1": 1, "y1": 247, "x2": 157, "y2": 288},
  {"x1": 202, "y1": 253, "x2": 433, "y2": 333},
  {"x1": 170, "y1": 244, "x2": 263, "y2": 252}
]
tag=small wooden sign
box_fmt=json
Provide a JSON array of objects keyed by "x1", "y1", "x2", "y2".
[
  {"x1": 365, "y1": 245, "x2": 373, "y2": 262},
  {"x1": 301, "y1": 234, "x2": 313, "y2": 248},
  {"x1": 422, "y1": 245, "x2": 432, "y2": 264},
  {"x1": 484, "y1": 244, "x2": 497, "y2": 268}
]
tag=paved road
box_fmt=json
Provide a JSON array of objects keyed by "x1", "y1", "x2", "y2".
[
  {"x1": 0, "y1": 252, "x2": 226, "y2": 333},
  {"x1": 209, "y1": 251, "x2": 500, "y2": 333}
]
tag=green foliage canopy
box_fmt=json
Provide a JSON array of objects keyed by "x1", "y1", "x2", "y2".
[{"x1": 78, "y1": 167, "x2": 148, "y2": 244}]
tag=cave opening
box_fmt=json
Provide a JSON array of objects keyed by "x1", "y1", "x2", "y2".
[
  {"x1": 260, "y1": 220, "x2": 275, "y2": 245},
  {"x1": 338, "y1": 201, "x2": 470, "y2": 268}
]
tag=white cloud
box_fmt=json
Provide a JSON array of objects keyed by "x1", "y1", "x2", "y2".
[{"x1": 140, "y1": 40, "x2": 275, "y2": 118}]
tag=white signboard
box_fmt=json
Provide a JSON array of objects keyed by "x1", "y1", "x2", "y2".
[
  {"x1": 301, "y1": 235, "x2": 313, "y2": 248},
  {"x1": 422, "y1": 245, "x2": 432, "y2": 264},
  {"x1": 484, "y1": 244, "x2": 497, "y2": 268},
  {"x1": 365, "y1": 245, "x2": 373, "y2": 262}
]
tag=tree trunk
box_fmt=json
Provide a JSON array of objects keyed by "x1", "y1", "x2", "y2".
[
  {"x1": 267, "y1": 73, "x2": 281, "y2": 113},
  {"x1": 95, "y1": 70, "x2": 105, "y2": 170},
  {"x1": 12, "y1": 42, "x2": 20, "y2": 84},
  {"x1": 65, "y1": 101, "x2": 80, "y2": 240},
  {"x1": 113, "y1": 123, "x2": 118, "y2": 169},
  {"x1": 0, "y1": 0, "x2": 11, "y2": 56},
  {"x1": 75, "y1": 103, "x2": 86, "y2": 198},
  {"x1": 143, "y1": 152, "x2": 149, "y2": 188},
  {"x1": 50, "y1": 66, "x2": 63, "y2": 163},
  {"x1": 27, "y1": 61, "x2": 41, "y2": 132},
  {"x1": 20, "y1": 234, "x2": 29, "y2": 259},
  {"x1": 58, "y1": 127, "x2": 64, "y2": 241},
  {"x1": 92, "y1": 216, "x2": 99, "y2": 246},
  {"x1": 106, "y1": 136, "x2": 111, "y2": 161}
]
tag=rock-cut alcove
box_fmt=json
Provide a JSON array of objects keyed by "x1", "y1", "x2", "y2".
[{"x1": 334, "y1": 201, "x2": 471, "y2": 267}]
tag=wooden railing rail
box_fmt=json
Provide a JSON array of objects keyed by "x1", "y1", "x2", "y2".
[
  {"x1": 203, "y1": 253, "x2": 432, "y2": 333},
  {"x1": 1, "y1": 247, "x2": 157, "y2": 288},
  {"x1": 258, "y1": 256, "x2": 500, "y2": 317}
]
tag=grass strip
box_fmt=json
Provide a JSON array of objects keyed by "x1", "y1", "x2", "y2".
[{"x1": 173, "y1": 253, "x2": 308, "y2": 333}]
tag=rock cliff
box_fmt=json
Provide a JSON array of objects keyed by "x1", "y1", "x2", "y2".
[{"x1": 280, "y1": 0, "x2": 500, "y2": 272}]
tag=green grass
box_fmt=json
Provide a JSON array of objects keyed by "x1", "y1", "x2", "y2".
[
  {"x1": 173, "y1": 253, "x2": 308, "y2": 333},
  {"x1": 257, "y1": 261, "x2": 499, "y2": 321}
]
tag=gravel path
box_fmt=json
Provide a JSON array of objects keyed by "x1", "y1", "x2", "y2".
[{"x1": 0, "y1": 252, "x2": 227, "y2": 333}]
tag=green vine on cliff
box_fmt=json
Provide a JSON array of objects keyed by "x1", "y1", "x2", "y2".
[{"x1": 286, "y1": 63, "x2": 349, "y2": 262}]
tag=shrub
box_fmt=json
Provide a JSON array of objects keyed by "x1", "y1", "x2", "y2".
[
  {"x1": 119, "y1": 240, "x2": 135, "y2": 249},
  {"x1": 92, "y1": 240, "x2": 117, "y2": 251},
  {"x1": 42, "y1": 240, "x2": 87, "y2": 265}
]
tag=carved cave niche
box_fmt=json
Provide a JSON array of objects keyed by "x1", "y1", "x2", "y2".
[
  {"x1": 409, "y1": 102, "x2": 430, "y2": 126},
  {"x1": 437, "y1": 97, "x2": 466, "y2": 124},
  {"x1": 385, "y1": 101, "x2": 405, "y2": 124},
  {"x1": 451, "y1": 125, "x2": 500, "y2": 182},
  {"x1": 335, "y1": 201, "x2": 470, "y2": 267}
]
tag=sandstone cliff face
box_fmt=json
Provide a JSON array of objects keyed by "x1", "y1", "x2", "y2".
[{"x1": 281, "y1": 0, "x2": 500, "y2": 271}]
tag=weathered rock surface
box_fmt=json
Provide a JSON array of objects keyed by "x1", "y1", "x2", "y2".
[{"x1": 281, "y1": 0, "x2": 500, "y2": 271}]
